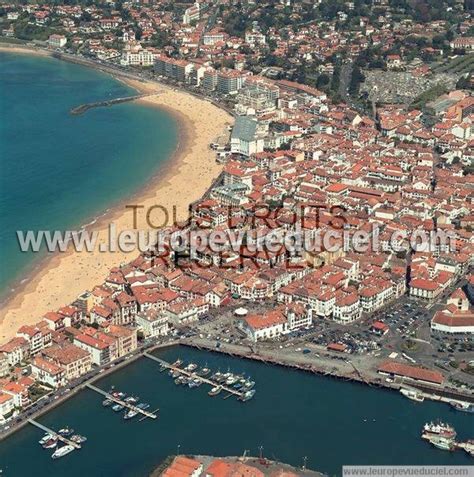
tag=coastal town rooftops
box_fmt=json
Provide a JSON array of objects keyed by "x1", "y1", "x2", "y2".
[
  {"x1": 163, "y1": 456, "x2": 202, "y2": 477},
  {"x1": 378, "y1": 361, "x2": 444, "y2": 385},
  {"x1": 244, "y1": 309, "x2": 286, "y2": 330}
]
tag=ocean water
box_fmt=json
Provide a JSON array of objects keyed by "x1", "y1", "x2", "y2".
[
  {"x1": 0, "y1": 346, "x2": 471, "y2": 476},
  {"x1": 0, "y1": 52, "x2": 178, "y2": 296}
]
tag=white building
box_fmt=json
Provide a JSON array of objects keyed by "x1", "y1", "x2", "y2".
[
  {"x1": 31, "y1": 357, "x2": 66, "y2": 389},
  {"x1": 135, "y1": 310, "x2": 169, "y2": 338},
  {"x1": 48, "y1": 34, "x2": 67, "y2": 48},
  {"x1": 230, "y1": 116, "x2": 264, "y2": 157},
  {"x1": 0, "y1": 393, "x2": 15, "y2": 421},
  {"x1": 121, "y1": 49, "x2": 156, "y2": 66},
  {"x1": 431, "y1": 311, "x2": 474, "y2": 335}
]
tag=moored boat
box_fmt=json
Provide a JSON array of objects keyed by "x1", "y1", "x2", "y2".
[
  {"x1": 70, "y1": 434, "x2": 87, "y2": 444},
  {"x1": 430, "y1": 437, "x2": 455, "y2": 451},
  {"x1": 199, "y1": 367, "x2": 211, "y2": 377},
  {"x1": 124, "y1": 409, "x2": 138, "y2": 420},
  {"x1": 112, "y1": 404, "x2": 124, "y2": 412},
  {"x1": 58, "y1": 427, "x2": 74, "y2": 437},
  {"x1": 172, "y1": 359, "x2": 183, "y2": 368},
  {"x1": 39, "y1": 433, "x2": 54, "y2": 445},
  {"x1": 400, "y1": 388, "x2": 424, "y2": 402},
  {"x1": 125, "y1": 396, "x2": 139, "y2": 404},
  {"x1": 208, "y1": 386, "x2": 222, "y2": 396},
  {"x1": 102, "y1": 398, "x2": 113, "y2": 407},
  {"x1": 451, "y1": 401, "x2": 474, "y2": 413},
  {"x1": 422, "y1": 421, "x2": 456, "y2": 439},
  {"x1": 51, "y1": 444, "x2": 75, "y2": 460},
  {"x1": 42, "y1": 437, "x2": 58, "y2": 449},
  {"x1": 239, "y1": 389, "x2": 256, "y2": 402},
  {"x1": 184, "y1": 363, "x2": 198, "y2": 372}
]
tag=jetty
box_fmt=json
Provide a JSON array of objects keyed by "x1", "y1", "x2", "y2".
[
  {"x1": 85, "y1": 383, "x2": 158, "y2": 419},
  {"x1": 143, "y1": 352, "x2": 248, "y2": 399},
  {"x1": 70, "y1": 94, "x2": 150, "y2": 115},
  {"x1": 28, "y1": 419, "x2": 81, "y2": 449}
]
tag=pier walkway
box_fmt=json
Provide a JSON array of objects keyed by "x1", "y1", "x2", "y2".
[
  {"x1": 85, "y1": 383, "x2": 158, "y2": 419},
  {"x1": 143, "y1": 353, "x2": 246, "y2": 398},
  {"x1": 28, "y1": 419, "x2": 81, "y2": 449}
]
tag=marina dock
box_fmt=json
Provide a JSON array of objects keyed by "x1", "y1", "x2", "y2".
[
  {"x1": 85, "y1": 383, "x2": 158, "y2": 419},
  {"x1": 28, "y1": 419, "x2": 81, "y2": 449},
  {"x1": 143, "y1": 353, "x2": 248, "y2": 399}
]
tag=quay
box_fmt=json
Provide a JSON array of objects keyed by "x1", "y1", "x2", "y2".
[
  {"x1": 69, "y1": 93, "x2": 151, "y2": 115},
  {"x1": 143, "y1": 352, "x2": 247, "y2": 399},
  {"x1": 85, "y1": 383, "x2": 158, "y2": 419},
  {"x1": 28, "y1": 419, "x2": 81, "y2": 449}
]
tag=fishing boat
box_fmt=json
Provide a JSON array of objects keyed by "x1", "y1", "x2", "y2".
[
  {"x1": 208, "y1": 386, "x2": 222, "y2": 397},
  {"x1": 102, "y1": 398, "x2": 113, "y2": 407},
  {"x1": 51, "y1": 444, "x2": 75, "y2": 460},
  {"x1": 42, "y1": 437, "x2": 58, "y2": 449},
  {"x1": 58, "y1": 427, "x2": 74, "y2": 437},
  {"x1": 422, "y1": 421, "x2": 456, "y2": 439},
  {"x1": 451, "y1": 401, "x2": 474, "y2": 413},
  {"x1": 70, "y1": 435, "x2": 87, "y2": 444},
  {"x1": 239, "y1": 389, "x2": 256, "y2": 402},
  {"x1": 124, "y1": 409, "x2": 138, "y2": 420},
  {"x1": 112, "y1": 404, "x2": 124, "y2": 412},
  {"x1": 400, "y1": 388, "x2": 424, "y2": 402}
]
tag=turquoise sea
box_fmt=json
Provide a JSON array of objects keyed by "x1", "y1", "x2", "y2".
[
  {"x1": 0, "y1": 52, "x2": 178, "y2": 296},
  {"x1": 0, "y1": 346, "x2": 472, "y2": 476}
]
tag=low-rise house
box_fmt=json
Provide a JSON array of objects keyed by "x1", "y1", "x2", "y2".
[
  {"x1": 0, "y1": 337, "x2": 29, "y2": 366},
  {"x1": 17, "y1": 323, "x2": 52, "y2": 355},
  {"x1": 31, "y1": 357, "x2": 66, "y2": 389}
]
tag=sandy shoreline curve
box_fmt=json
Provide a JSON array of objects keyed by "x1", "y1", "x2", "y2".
[{"x1": 0, "y1": 48, "x2": 233, "y2": 343}]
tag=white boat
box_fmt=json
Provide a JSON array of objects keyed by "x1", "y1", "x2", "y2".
[
  {"x1": 39, "y1": 433, "x2": 54, "y2": 445},
  {"x1": 184, "y1": 363, "x2": 198, "y2": 372},
  {"x1": 208, "y1": 386, "x2": 222, "y2": 396},
  {"x1": 239, "y1": 389, "x2": 256, "y2": 402},
  {"x1": 124, "y1": 409, "x2": 138, "y2": 420},
  {"x1": 42, "y1": 437, "x2": 58, "y2": 449},
  {"x1": 400, "y1": 388, "x2": 424, "y2": 402},
  {"x1": 51, "y1": 445, "x2": 75, "y2": 460},
  {"x1": 70, "y1": 434, "x2": 87, "y2": 443},
  {"x1": 58, "y1": 427, "x2": 74, "y2": 437}
]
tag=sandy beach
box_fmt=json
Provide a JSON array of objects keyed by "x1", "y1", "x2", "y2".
[{"x1": 0, "y1": 67, "x2": 232, "y2": 343}]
